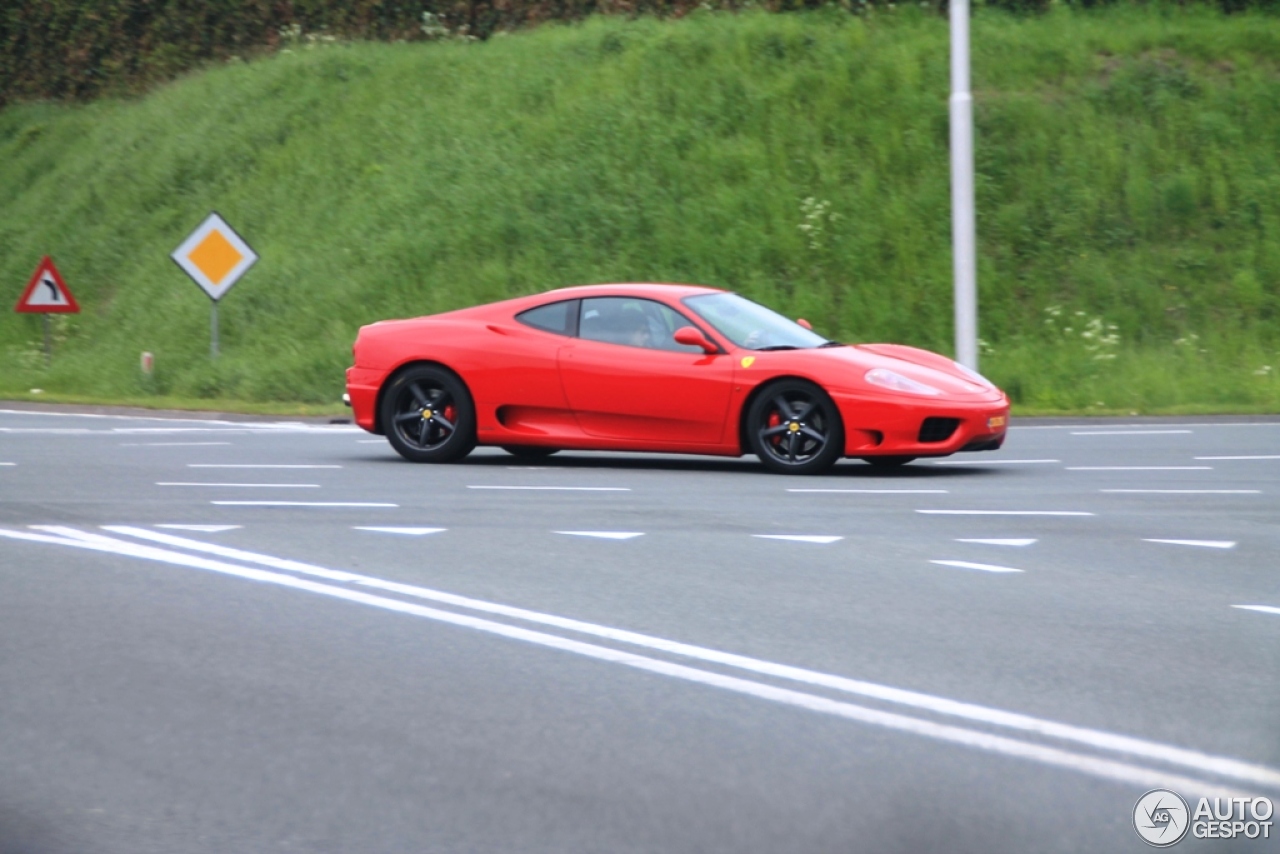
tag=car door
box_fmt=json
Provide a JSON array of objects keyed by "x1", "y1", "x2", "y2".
[{"x1": 557, "y1": 297, "x2": 733, "y2": 444}]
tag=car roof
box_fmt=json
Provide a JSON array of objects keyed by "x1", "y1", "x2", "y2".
[{"x1": 531, "y1": 283, "x2": 729, "y2": 302}]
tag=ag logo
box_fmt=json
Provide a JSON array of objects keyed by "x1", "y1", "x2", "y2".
[{"x1": 1134, "y1": 789, "x2": 1190, "y2": 847}]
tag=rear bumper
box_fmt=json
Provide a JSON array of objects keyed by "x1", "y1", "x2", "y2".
[
  {"x1": 344, "y1": 367, "x2": 382, "y2": 434},
  {"x1": 833, "y1": 392, "x2": 1009, "y2": 458}
]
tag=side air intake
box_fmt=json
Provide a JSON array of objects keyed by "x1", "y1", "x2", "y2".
[{"x1": 919, "y1": 417, "x2": 960, "y2": 443}]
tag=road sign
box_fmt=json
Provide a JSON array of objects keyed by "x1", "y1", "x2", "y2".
[
  {"x1": 170, "y1": 212, "x2": 258, "y2": 302},
  {"x1": 15, "y1": 256, "x2": 79, "y2": 313}
]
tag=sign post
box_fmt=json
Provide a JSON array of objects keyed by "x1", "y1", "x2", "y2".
[
  {"x1": 950, "y1": 0, "x2": 978, "y2": 371},
  {"x1": 170, "y1": 212, "x2": 258, "y2": 359},
  {"x1": 14, "y1": 256, "x2": 80, "y2": 367}
]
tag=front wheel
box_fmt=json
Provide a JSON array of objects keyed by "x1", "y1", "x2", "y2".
[
  {"x1": 380, "y1": 365, "x2": 476, "y2": 463},
  {"x1": 746, "y1": 380, "x2": 844, "y2": 475}
]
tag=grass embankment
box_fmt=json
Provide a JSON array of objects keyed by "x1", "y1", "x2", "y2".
[{"x1": 1, "y1": 6, "x2": 1278, "y2": 414}]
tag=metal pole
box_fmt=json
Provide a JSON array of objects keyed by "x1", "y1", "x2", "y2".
[
  {"x1": 211, "y1": 301, "x2": 219, "y2": 359},
  {"x1": 950, "y1": 0, "x2": 978, "y2": 371},
  {"x1": 43, "y1": 315, "x2": 51, "y2": 367}
]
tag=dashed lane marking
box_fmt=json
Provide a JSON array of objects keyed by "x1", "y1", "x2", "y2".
[
  {"x1": 1070, "y1": 430, "x2": 1193, "y2": 436},
  {"x1": 555, "y1": 531, "x2": 645, "y2": 540},
  {"x1": 2, "y1": 524, "x2": 1269, "y2": 798},
  {"x1": 157, "y1": 482, "x2": 320, "y2": 488},
  {"x1": 1234, "y1": 606, "x2": 1280, "y2": 617},
  {"x1": 211, "y1": 501, "x2": 397, "y2": 507},
  {"x1": 188, "y1": 464, "x2": 342, "y2": 469},
  {"x1": 752, "y1": 535, "x2": 843, "y2": 544},
  {"x1": 917, "y1": 510, "x2": 1094, "y2": 517},
  {"x1": 156, "y1": 525, "x2": 242, "y2": 533},
  {"x1": 354, "y1": 527, "x2": 446, "y2": 536},
  {"x1": 931, "y1": 459, "x2": 1060, "y2": 466},
  {"x1": 467, "y1": 486, "x2": 630, "y2": 492},
  {"x1": 1144, "y1": 539, "x2": 1236, "y2": 549},
  {"x1": 930, "y1": 560, "x2": 1024, "y2": 574},
  {"x1": 1101, "y1": 489, "x2": 1260, "y2": 495},
  {"x1": 1066, "y1": 466, "x2": 1211, "y2": 471},
  {"x1": 1196, "y1": 455, "x2": 1280, "y2": 461},
  {"x1": 122, "y1": 442, "x2": 232, "y2": 447},
  {"x1": 956, "y1": 538, "x2": 1037, "y2": 547},
  {"x1": 788, "y1": 488, "x2": 948, "y2": 494}
]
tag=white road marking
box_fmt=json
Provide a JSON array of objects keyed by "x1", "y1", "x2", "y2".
[
  {"x1": 26, "y1": 524, "x2": 1275, "y2": 795},
  {"x1": 1066, "y1": 466, "x2": 1211, "y2": 471},
  {"x1": 1196, "y1": 455, "x2": 1280, "y2": 461},
  {"x1": 156, "y1": 524, "x2": 242, "y2": 533},
  {"x1": 467, "y1": 486, "x2": 630, "y2": 492},
  {"x1": 555, "y1": 531, "x2": 645, "y2": 540},
  {"x1": 507, "y1": 466, "x2": 549, "y2": 470},
  {"x1": 1071, "y1": 430, "x2": 1193, "y2": 436},
  {"x1": 122, "y1": 442, "x2": 233, "y2": 447},
  {"x1": 931, "y1": 459, "x2": 1060, "y2": 466},
  {"x1": 211, "y1": 501, "x2": 398, "y2": 507},
  {"x1": 354, "y1": 527, "x2": 445, "y2": 536},
  {"x1": 753, "y1": 535, "x2": 843, "y2": 544},
  {"x1": 1101, "y1": 489, "x2": 1260, "y2": 495},
  {"x1": 788, "y1": 488, "x2": 948, "y2": 494},
  {"x1": 0, "y1": 462, "x2": 14, "y2": 466},
  {"x1": 930, "y1": 560, "x2": 1024, "y2": 574},
  {"x1": 917, "y1": 510, "x2": 1095, "y2": 516},
  {"x1": 1234, "y1": 605, "x2": 1280, "y2": 617},
  {"x1": 188, "y1": 464, "x2": 342, "y2": 469},
  {"x1": 1144, "y1": 539, "x2": 1236, "y2": 549},
  {"x1": 956, "y1": 538, "x2": 1037, "y2": 547},
  {"x1": 0, "y1": 525, "x2": 1267, "y2": 798},
  {"x1": 157, "y1": 482, "x2": 320, "y2": 488}
]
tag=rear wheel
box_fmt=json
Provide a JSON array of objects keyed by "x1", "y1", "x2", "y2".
[
  {"x1": 860, "y1": 455, "x2": 916, "y2": 468},
  {"x1": 381, "y1": 365, "x2": 476, "y2": 463},
  {"x1": 501, "y1": 445, "x2": 560, "y2": 458},
  {"x1": 746, "y1": 380, "x2": 844, "y2": 475}
]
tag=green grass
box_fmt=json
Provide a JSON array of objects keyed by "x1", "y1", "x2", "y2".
[{"x1": 1, "y1": 5, "x2": 1278, "y2": 413}]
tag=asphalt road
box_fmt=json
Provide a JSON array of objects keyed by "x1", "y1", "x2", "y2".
[{"x1": 1, "y1": 405, "x2": 1278, "y2": 853}]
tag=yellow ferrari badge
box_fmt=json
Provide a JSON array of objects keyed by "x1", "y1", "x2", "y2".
[{"x1": 740, "y1": 357, "x2": 755, "y2": 368}]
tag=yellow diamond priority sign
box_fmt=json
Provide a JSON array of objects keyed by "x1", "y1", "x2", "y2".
[{"x1": 171, "y1": 212, "x2": 258, "y2": 301}]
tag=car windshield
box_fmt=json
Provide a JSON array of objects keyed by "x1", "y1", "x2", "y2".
[{"x1": 684, "y1": 292, "x2": 831, "y2": 351}]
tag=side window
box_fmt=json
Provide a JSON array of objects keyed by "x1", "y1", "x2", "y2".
[
  {"x1": 578, "y1": 297, "x2": 705, "y2": 353},
  {"x1": 516, "y1": 299, "x2": 578, "y2": 336}
]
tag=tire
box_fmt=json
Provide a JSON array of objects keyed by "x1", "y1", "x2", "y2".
[
  {"x1": 859, "y1": 455, "x2": 916, "y2": 468},
  {"x1": 380, "y1": 365, "x2": 476, "y2": 463},
  {"x1": 746, "y1": 380, "x2": 844, "y2": 475},
  {"x1": 500, "y1": 445, "x2": 560, "y2": 458}
]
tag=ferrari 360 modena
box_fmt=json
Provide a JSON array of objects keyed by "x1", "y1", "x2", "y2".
[{"x1": 345, "y1": 284, "x2": 1009, "y2": 474}]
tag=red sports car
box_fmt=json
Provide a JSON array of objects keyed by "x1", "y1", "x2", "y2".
[{"x1": 345, "y1": 284, "x2": 1009, "y2": 474}]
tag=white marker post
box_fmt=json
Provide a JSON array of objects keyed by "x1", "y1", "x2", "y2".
[
  {"x1": 171, "y1": 212, "x2": 258, "y2": 359},
  {"x1": 950, "y1": 0, "x2": 978, "y2": 371}
]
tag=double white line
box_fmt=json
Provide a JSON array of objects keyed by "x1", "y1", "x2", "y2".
[{"x1": 3, "y1": 524, "x2": 1276, "y2": 799}]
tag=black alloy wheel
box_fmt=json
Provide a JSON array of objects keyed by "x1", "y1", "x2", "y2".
[
  {"x1": 746, "y1": 380, "x2": 845, "y2": 475},
  {"x1": 380, "y1": 365, "x2": 477, "y2": 463},
  {"x1": 500, "y1": 446, "x2": 560, "y2": 458}
]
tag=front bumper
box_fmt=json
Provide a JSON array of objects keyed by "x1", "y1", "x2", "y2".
[
  {"x1": 832, "y1": 391, "x2": 1009, "y2": 457},
  {"x1": 345, "y1": 366, "x2": 382, "y2": 433}
]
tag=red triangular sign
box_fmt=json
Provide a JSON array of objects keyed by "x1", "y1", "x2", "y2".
[{"x1": 15, "y1": 256, "x2": 79, "y2": 313}]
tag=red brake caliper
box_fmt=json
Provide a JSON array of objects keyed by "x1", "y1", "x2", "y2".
[
  {"x1": 767, "y1": 410, "x2": 782, "y2": 446},
  {"x1": 443, "y1": 405, "x2": 457, "y2": 435}
]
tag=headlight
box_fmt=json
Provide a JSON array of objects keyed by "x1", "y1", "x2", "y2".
[
  {"x1": 864, "y1": 368, "x2": 941, "y2": 396},
  {"x1": 953, "y1": 361, "x2": 994, "y2": 389}
]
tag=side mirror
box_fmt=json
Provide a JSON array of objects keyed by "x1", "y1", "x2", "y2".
[
  {"x1": 673, "y1": 326, "x2": 717, "y2": 354},
  {"x1": 796, "y1": 318, "x2": 813, "y2": 331}
]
